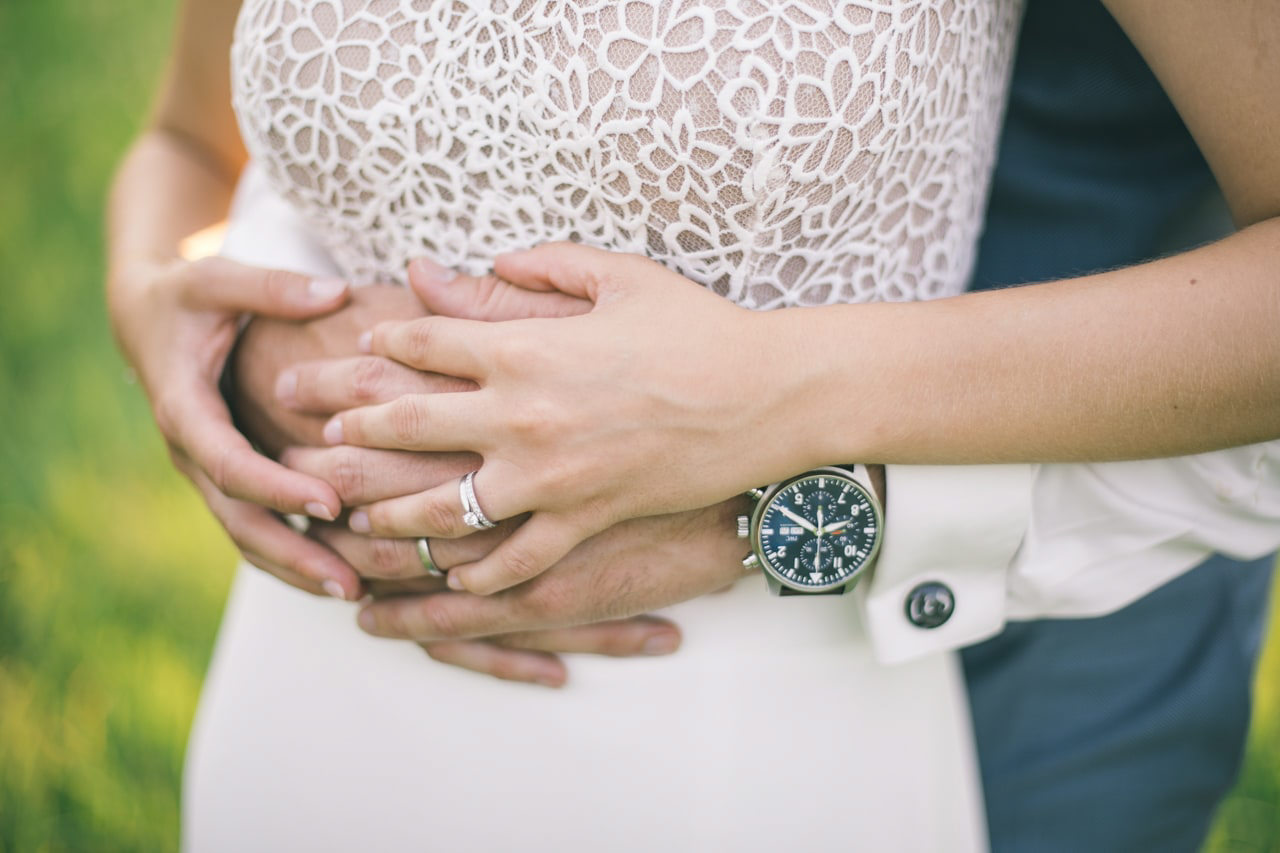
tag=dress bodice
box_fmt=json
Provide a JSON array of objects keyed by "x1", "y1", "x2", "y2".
[{"x1": 232, "y1": 0, "x2": 1021, "y2": 309}]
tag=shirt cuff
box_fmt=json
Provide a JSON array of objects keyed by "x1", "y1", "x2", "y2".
[{"x1": 857, "y1": 464, "x2": 1034, "y2": 664}]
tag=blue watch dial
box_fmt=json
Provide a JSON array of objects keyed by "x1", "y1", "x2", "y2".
[{"x1": 756, "y1": 471, "x2": 880, "y2": 592}]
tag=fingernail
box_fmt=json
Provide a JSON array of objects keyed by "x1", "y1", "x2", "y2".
[
  {"x1": 275, "y1": 370, "x2": 298, "y2": 405},
  {"x1": 322, "y1": 417, "x2": 344, "y2": 445},
  {"x1": 412, "y1": 257, "x2": 458, "y2": 284},
  {"x1": 446, "y1": 572, "x2": 466, "y2": 591},
  {"x1": 308, "y1": 277, "x2": 348, "y2": 301},
  {"x1": 357, "y1": 331, "x2": 372, "y2": 353},
  {"x1": 535, "y1": 674, "x2": 564, "y2": 688},
  {"x1": 349, "y1": 511, "x2": 371, "y2": 533},
  {"x1": 357, "y1": 608, "x2": 377, "y2": 632},
  {"x1": 323, "y1": 580, "x2": 348, "y2": 600},
  {"x1": 643, "y1": 634, "x2": 680, "y2": 655},
  {"x1": 304, "y1": 501, "x2": 335, "y2": 522}
]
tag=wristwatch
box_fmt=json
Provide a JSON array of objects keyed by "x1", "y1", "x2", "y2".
[{"x1": 737, "y1": 465, "x2": 883, "y2": 596}]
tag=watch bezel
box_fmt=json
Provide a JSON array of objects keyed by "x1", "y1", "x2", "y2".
[{"x1": 749, "y1": 465, "x2": 883, "y2": 594}]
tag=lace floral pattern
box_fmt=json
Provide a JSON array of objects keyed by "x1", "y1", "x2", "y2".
[{"x1": 232, "y1": 0, "x2": 1021, "y2": 308}]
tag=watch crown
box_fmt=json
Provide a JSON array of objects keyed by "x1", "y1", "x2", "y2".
[
  {"x1": 736, "y1": 515, "x2": 750, "y2": 538},
  {"x1": 746, "y1": 487, "x2": 766, "y2": 501},
  {"x1": 742, "y1": 553, "x2": 761, "y2": 571}
]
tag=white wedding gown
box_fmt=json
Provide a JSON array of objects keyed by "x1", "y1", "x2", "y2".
[{"x1": 184, "y1": 1, "x2": 1021, "y2": 850}]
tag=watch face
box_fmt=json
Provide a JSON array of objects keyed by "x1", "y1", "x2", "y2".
[{"x1": 754, "y1": 470, "x2": 881, "y2": 593}]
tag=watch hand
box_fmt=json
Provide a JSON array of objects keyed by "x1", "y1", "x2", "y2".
[
  {"x1": 817, "y1": 504, "x2": 824, "y2": 538},
  {"x1": 777, "y1": 506, "x2": 818, "y2": 534},
  {"x1": 813, "y1": 537, "x2": 821, "y2": 573},
  {"x1": 820, "y1": 517, "x2": 856, "y2": 535}
]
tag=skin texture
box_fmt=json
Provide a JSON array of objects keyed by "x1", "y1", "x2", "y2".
[
  {"x1": 110, "y1": 0, "x2": 1278, "y2": 665},
  {"x1": 323, "y1": 0, "x2": 1280, "y2": 594}
]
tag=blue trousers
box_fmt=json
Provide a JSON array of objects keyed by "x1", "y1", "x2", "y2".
[{"x1": 964, "y1": 553, "x2": 1275, "y2": 852}]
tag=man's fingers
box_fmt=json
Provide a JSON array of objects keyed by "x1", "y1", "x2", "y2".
[
  {"x1": 323, "y1": 391, "x2": 489, "y2": 453},
  {"x1": 492, "y1": 242, "x2": 633, "y2": 303},
  {"x1": 363, "y1": 315, "x2": 491, "y2": 379},
  {"x1": 280, "y1": 445, "x2": 479, "y2": 506},
  {"x1": 495, "y1": 617, "x2": 682, "y2": 657},
  {"x1": 276, "y1": 355, "x2": 475, "y2": 415},
  {"x1": 180, "y1": 256, "x2": 350, "y2": 318},
  {"x1": 407, "y1": 257, "x2": 592, "y2": 321},
  {"x1": 420, "y1": 641, "x2": 567, "y2": 687},
  {"x1": 171, "y1": 382, "x2": 341, "y2": 518},
  {"x1": 309, "y1": 522, "x2": 510, "y2": 581}
]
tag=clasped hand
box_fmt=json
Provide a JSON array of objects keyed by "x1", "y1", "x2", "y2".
[{"x1": 326, "y1": 243, "x2": 803, "y2": 594}]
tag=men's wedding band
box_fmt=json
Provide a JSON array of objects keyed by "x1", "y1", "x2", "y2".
[
  {"x1": 460, "y1": 470, "x2": 496, "y2": 531},
  {"x1": 416, "y1": 537, "x2": 444, "y2": 578}
]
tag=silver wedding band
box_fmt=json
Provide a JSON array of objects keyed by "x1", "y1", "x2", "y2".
[
  {"x1": 416, "y1": 537, "x2": 444, "y2": 578},
  {"x1": 459, "y1": 470, "x2": 496, "y2": 531}
]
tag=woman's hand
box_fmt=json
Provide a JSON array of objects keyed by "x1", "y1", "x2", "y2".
[
  {"x1": 325, "y1": 244, "x2": 805, "y2": 594},
  {"x1": 110, "y1": 255, "x2": 365, "y2": 598}
]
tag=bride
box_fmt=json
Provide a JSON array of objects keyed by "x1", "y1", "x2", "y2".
[{"x1": 106, "y1": 0, "x2": 1280, "y2": 850}]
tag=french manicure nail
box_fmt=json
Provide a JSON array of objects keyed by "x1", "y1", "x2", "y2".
[
  {"x1": 357, "y1": 331, "x2": 373, "y2": 353},
  {"x1": 349, "y1": 511, "x2": 371, "y2": 533},
  {"x1": 323, "y1": 580, "x2": 347, "y2": 600},
  {"x1": 643, "y1": 634, "x2": 680, "y2": 655},
  {"x1": 308, "y1": 278, "x2": 348, "y2": 301},
  {"x1": 276, "y1": 370, "x2": 298, "y2": 404},
  {"x1": 446, "y1": 573, "x2": 466, "y2": 591},
  {"x1": 322, "y1": 417, "x2": 344, "y2": 445},
  {"x1": 413, "y1": 257, "x2": 458, "y2": 284},
  {"x1": 305, "y1": 501, "x2": 335, "y2": 522}
]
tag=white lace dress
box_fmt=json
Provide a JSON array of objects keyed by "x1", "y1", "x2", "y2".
[{"x1": 184, "y1": 1, "x2": 1021, "y2": 849}]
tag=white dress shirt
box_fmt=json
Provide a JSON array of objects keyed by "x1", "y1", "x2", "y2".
[{"x1": 864, "y1": 447, "x2": 1280, "y2": 663}]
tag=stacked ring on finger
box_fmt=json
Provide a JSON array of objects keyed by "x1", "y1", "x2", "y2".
[
  {"x1": 416, "y1": 537, "x2": 445, "y2": 578},
  {"x1": 459, "y1": 470, "x2": 496, "y2": 530}
]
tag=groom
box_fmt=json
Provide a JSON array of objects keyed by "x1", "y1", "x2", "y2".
[{"x1": 199, "y1": 2, "x2": 1273, "y2": 850}]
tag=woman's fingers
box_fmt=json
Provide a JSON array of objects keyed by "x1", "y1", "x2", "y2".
[
  {"x1": 420, "y1": 641, "x2": 567, "y2": 687},
  {"x1": 180, "y1": 459, "x2": 363, "y2": 600},
  {"x1": 447, "y1": 512, "x2": 590, "y2": 594},
  {"x1": 348, "y1": 463, "x2": 535, "y2": 541},
  {"x1": 179, "y1": 256, "x2": 350, "y2": 318},
  {"x1": 363, "y1": 314, "x2": 492, "y2": 378},
  {"x1": 276, "y1": 355, "x2": 475, "y2": 415},
  {"x1": 323, "y1": 391, "x2": 488, "y2": 453},
  {"x1": 168, "y1": 382, "x2": 341, "y2": 519},
  {"x1": 407, "y1": 257, "x2": 592, "y2": 321},
  {"x1": 280, "y1": 445, "x2": 479, "y2": 507}
]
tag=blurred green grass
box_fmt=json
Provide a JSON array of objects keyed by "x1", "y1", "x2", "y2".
[{"x1": 0, "y1": 1, "x2": 1275, "y2": 851}]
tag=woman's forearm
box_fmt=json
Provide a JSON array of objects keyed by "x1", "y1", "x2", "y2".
[
  {"x1": 106, "y1": 131, "x2": 237, "y2": 315},
  {"x1": 781, "y1": 217, "x2": 1280, "y2": 467}
]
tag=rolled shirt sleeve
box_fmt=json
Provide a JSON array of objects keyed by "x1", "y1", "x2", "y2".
[{"x1": 861, "y1": 441, "x2": 1280, "y2": 664}]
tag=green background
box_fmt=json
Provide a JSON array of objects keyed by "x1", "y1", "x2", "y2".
[{"x1": 0, "y1": 1, "x2": 1276, "y2": 850}]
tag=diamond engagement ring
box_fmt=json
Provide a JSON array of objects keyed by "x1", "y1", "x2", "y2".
[
  {"x1": 459, "y1": 471, "x2": 496, "y2": 530},
  {"x1": 416, "y1": 537, "x2": 444, "y2": 578}
]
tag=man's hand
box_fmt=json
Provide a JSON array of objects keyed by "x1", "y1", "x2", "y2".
[
  {"x1": 237, "y1": 278, "x2": 690, "y2": 686},
  {"x1": 285, "y1": 444, "x2": 751, "y2": 647}
]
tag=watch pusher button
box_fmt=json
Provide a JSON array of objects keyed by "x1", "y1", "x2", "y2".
[
  {"x1": 746, "y1": 487, "x2": 766, "y2": 501},
  {"x1": 905, "y1": 582, "x2": 955, "y2": 629},
  {"x1": 742, "y1": 553, "x2": 761, "y2": 571},
  {"x1": 736, "y1": 515, "x2": 750, "y2": 538}
]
